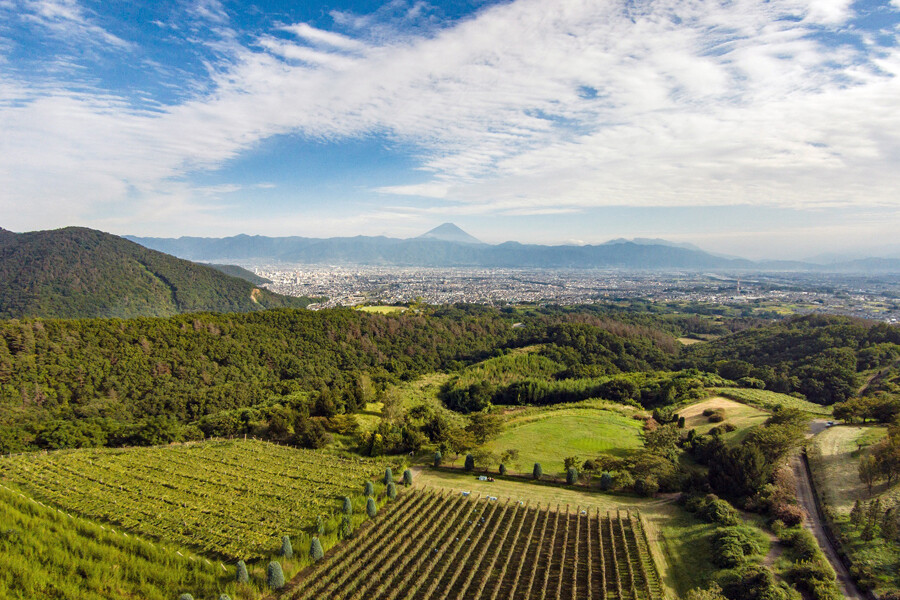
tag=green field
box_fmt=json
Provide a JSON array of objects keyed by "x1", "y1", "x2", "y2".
[
  {"x1": 0, "y1": 439, "x2": 387, "y2": 561},
  {"x1": 712, "y1": 387, "x2": 832, "y2": 416},
  {"x1": 678, "y1": 396, "x2": 770, "y2": 443},
  {"x1": 477, "y1": 405, "x2": 645, "y2": 475},
  {"x1": 415, "y1": 468, "x2": 725, "y2": 597},
  {"x1": 0, "y1": 483, "x2": 231, "y2": 600},
  {"x1": 808, "y1": 425, "x2": 900, "y2": 594},
  {"x1": 356, "y1": 305, "x2": 407, "y2": 314}
]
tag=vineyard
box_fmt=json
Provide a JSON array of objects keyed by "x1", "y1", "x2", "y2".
[
  {"x1": 285, "y1": 490, "x2": 665, "y2": 600},
  {"x1": 0, "y1": 439, "x2": 385, "y2": 559},
  {"x1": 0, "y1": 483, "x2": 229, "y2": 600}
]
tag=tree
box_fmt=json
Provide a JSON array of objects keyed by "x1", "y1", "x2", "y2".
[
  {"x1": 267, "y1": 561, "x2": 285, "y2": 589},
  {"x1": 464, "y1": 454, "x2": 475, "y2": 471},
  {"x1": 310, "y1": 537, "x2": 324, "y2": 561},
  {"x1": 499, "y1": 449, "x2": 520, "y2": 469},
  {"x1": 882, "y1": 507, "x2": 898, "y2": 542},
  {"x1": 386, "y1": 481, "x2": 397, "y2": 499},
  {"x1": 366, "y1": 497, "x2": 377, "y2": 518},
  {"x1": 859, "y1": 454, "x2": 879, "y2": 494},
  {"x1": 342, "y1": 496, "x2": 353, "y2": 515},
  {"x1": 235, "y1": 560, "x2": 249, "y2": 584},
  {"x1": 563, "y1": 456, "x2": 579, "y2": 470},
  {"x1": 533, "y1": 463, "x2": 542, "y2": 480},
  {"x1": 402, "y1": 469, "x2": 413, "y2": 486},
  {"x1": 279, "y1": 535, "x2": 293, "y2": 558},
  {"x1": 364, "y1": 481, "x2": 374, "y2": 497},
  {"x1": 600, "y1": 472, "x2": 613, "y2": 491},
  {"x1": 433, "y1": 450, "x2": 442, "y2": 467},
  {"x1": 499, "y1": 463, "x2": 507, "y2": 476},
  {"x1": 850, "y1": 500, "x2": 864, "y2": 526},
  {"x1": 383, "y1": 467, "x2": 393, "y2": 485},
  {"x1": 339, "y1": 515, "x2": 352, "y2": 539},
  {"x1": 466, "y1": 412, "x2": 502, "y2": 443},
  {"x1": 566, "y1": 467, "x2": 578, "y2": 485}
]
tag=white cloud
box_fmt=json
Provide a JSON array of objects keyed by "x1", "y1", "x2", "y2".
[
  {"x1": 1, "y1": 0, "x2": 899, "y2": 235},
  {"x1": 20, "y1": 0, "x2": 131, "y2": 49}
]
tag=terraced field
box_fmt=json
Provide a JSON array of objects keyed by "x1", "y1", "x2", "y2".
[
  {"x1": 0, "y1": 439, "x2": 385, "y2": 560},
  {"x1": 286, "y1": 489, "x2": 665, "y2": 600}
]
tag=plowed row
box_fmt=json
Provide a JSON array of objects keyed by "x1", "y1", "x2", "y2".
[{"x1": 286, "y1": 490, "x2": 665, "y2": 600}]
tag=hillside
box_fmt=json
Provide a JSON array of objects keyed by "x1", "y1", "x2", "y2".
[{"x1": 0, "y1": 227, "x2": 312, "y2": 319}]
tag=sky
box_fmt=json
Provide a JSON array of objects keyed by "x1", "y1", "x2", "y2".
[{"x1": 1, "y1": 0, "x2": 899, "y2": 260}]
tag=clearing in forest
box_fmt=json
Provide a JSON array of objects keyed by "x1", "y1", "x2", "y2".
[{"x1": 678, "y1": 397, "x2": 769, "y2": 442}]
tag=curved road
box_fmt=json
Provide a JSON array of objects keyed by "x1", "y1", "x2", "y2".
[{"x1": 792, "y1": 420, "x2": 867, "y2": 600}]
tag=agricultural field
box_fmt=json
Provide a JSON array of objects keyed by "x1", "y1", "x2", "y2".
[
  {"x1": 356, "y1": 305, "x2": 407, "y2": 314},
  {"x1": 0, "y1": 483, "x2": 230, "y2": 600},
  {"x1": 808, "y1": 425, "x2": 900, "y2": 594},
  {"x1": 0, "y1": 439, "x2": 386, "y2": 560},
  {"x1": 712, "y1": 387, "x2": 832, "y2": 416},
  {"x1": 287, "y1": 489, "x2": 664, "y2": 600},
  {"x1": 477, "y1": 404, "x2": 644, "y2": 475},
  {"x1": 678, "y1": 397, "x2": 770, "y2": 442}
]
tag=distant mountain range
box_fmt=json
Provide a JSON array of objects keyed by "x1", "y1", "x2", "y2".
[
  {"x1": 127, "y1": 224, "x2": 900, "y2": 273},
  {"x1": 0, "y1": 227, "x2": 313, "y2": 319}
]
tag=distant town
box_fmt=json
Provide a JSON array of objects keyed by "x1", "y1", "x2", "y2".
[{"x1": 253, "y1": 264, "x2": 900, "y2": 322}]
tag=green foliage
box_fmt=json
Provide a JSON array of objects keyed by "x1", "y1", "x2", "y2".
[
  {"x1": 464, "y1": 454, "x2": 475, "y2": 471},
  {"x1": 533, "y1": 463, "x2": 542, "y2": 480},
  {"x1": 339, "y1": 515, "x2": 352, "y2": 539},
  {"x1": 711, "y1": 526, "x2": 762, "y2": 567},
  {"x1": 684, "y1": 494, "x2": 741, "y2": 526},
  {"x1": 364, "y1": 481, "x2": 374, "y2": 497},
  {"x1": 386, "y1": 482, "x2": 397, "y2": 499},
  {"x1": 218, "y1": 595, "x2": 232, "y2": 600},
  {"x1": 342, "y1": 497, "x2": 353, "y2": 515},
  {"x1": 310, "y1": 537, "x2": 324, "y2": 561},
  {"x1": 566, "y1": 467, "x2": 578, "y2": 485},
  {"x1": 599, "y1": 472, "x2": 613, "y2": 491},
  {"x1": 366, "y1": 497, "x2": 377, "y2": 518},
  {"x1": 235, "y1": 560, "x2": 249, "y2": 584},
  {"x1": 383, "y1": 467, "x2": 393, "y2": 485},
  {"x1": 499, "y1": 463, "x2": 507, "y2": 476},
  {"x1": 402, "y1": 469, "x2": 413, "y2": 486},
  {"x1": 266, "y1": 561, "x2": 285, "y2": 590},
  {"x1": 316, "y1": 515, "x2": 325, "y2": 535},
  {"x1": 279, "y1": 535, "x2": 293, "y2": 558},
  {"x1": 433, "y1": 450, "x2": 443, "y2": 467},
  {"x1": 179, "y1": 595, "x2": 195, "y2": 600}
]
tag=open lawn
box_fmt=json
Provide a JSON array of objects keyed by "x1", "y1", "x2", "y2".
[
  {"x1": 356, "y1": 305, "x2": 406, "y2": 313},
  {"x1": 415, "y1": 468, "x2": 726, "y2": 598},
  {"x1": 678, "y1": 397, "x2": 770, "y2": 443},
  {"x1": 713, "y1": 387, "x2": 832, "y2": 416},
  {"x1": 478, "y1": 406, "x2": 644, "y2": 475},
  {"x1": 808, "y1": 425, "x2": 900, "y2": 595}
]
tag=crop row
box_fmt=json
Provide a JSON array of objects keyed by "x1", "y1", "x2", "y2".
[{"x1": 291, "y1": 490, "x2": 666, "y2": 599}]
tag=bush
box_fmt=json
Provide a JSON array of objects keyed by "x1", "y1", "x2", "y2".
[
  {"x1": 600, "y1": 472, "x2": 613, "y2": 491},
  {"x1": 723, "y1": 422, "x2": 737, "y2": 432},
  {"x1": 782, "y1": 528, "x2": 820, "y2": 562},
  {"x1": 712, "y1": 526, "x2": 762, "y2": 567},
  {"x1": 339, "y1": 515, "x2": 352, "y2": 539},
  {"x1": 267, "y1": 561, "x2": 285, "y2": 589},
  {"x1": 708, "y1": 410, "x2": 725, "y2": 423},
  {"x1": 566, "y1": 467, "x2": 578, "y2": 485},
  {"x1": 342, "y1": 496, "x2": 352, "y2": 515},
  {"x1": 499, "y1": 463, "x2": 507, "y2": 476},
  {"x1": 402, "y1": 469, "x2": 413, "y2": 486},
  {"x1": 179, "y1": 595, "x2": 194, "y2": 600},
  {"x1": 235, "y1": 560, "x2": 249, "y2": 584},
  {"x1": 386, "y1": 481, "x2": 397, "y2": 499},
  {"x1": 219, "y1": 595, "x2": 232, "y2": 600},
  {"x1": 434, "y1": 450, "x2": 442, "y2": 467},
  {"x1": 771, "y1": 503, "x2": 804, "y2": 527},
  {"x1": 533, "y1": 463, "x2": 542, "y2": 480},
  {"x1": 366, "y1": 497, "x2": 377, "y2": 518},
  {"x1": 279, "y1": 535, "x2": 293, "y2": 558},
  {"x1": 383, "y1": 467, "x2": 393, "y2": 485},
  {"x1": 634, "y1": 477, "x2": 659, "y2": 497},
  {"x1": 464, "y1": 454, "x2": 475, "y2": 471},
  {"x1": 310, "y1": 537, "x2": 324, "y2": 561},
  {"x1": 364, "y1": 481, "x2": 374, "y2": 496},
  {"x1": 687, "y1": 494, "x2": 741, "y2": 526}
]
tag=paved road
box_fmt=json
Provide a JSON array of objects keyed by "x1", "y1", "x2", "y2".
[{"x1": 792, "y1": 420, "x2": 867, "y2": 600}]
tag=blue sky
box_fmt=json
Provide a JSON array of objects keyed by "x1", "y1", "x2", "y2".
[{"x1": 1, "y1": 0, "x2": 899, "y2": 259}]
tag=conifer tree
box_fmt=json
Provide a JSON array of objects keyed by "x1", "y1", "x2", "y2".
[
  {"x1": 339, "y1": 515, "x2": 352, "y2": 539},
  {"x1": 402, "y1": 469, "x2": 413, "y2": 486},
  {"x1": 310, "y1": 537, "x2": 324, "y2": 561},
  {"x1": 499, "y1": 464, "x2": 507, "y2": 476},
  {"x1": 862, "y1": 519, "x2": 876, "y2": 541},
  {"x1": 533, "y1": 463, "x2": 542, "y2": 480},
  {"x1": 882, "y1": 507, "x2": 898, "y2": 542},
  {"x1": 387, "y1": 481, "x2": 397, "y2": 499},
  {"x1": 566, "y1": 467, "x2": 578, "y2": 485},
  {"x1": 464, "y1": 454, "x2": 475, "y2": 471},
  {"x1": 342, "y1": 496, "x2": 353, "y2": 515},
  {"x1": 434, "y1": 450, "x2": 442, "y2": 467},
  {"x1": 235, "y1": 560, "x2": 249, "y2": 584},
  {"x1": 280, "y1": 535, "x2": 293, "y2": 558},
  {"x1": 364, "y1": 481, "x2": 374, "y2": 497},
  {"x1": 600, "y1": 472, "x2": 613, "y2": 491},
  {"x1": 850, "y1": 500, "x2": 864, "y2": 526},
  {"x1": 267, "y1": 561, "x2": 285, "y2": 589},
  {"x1": 384, "y1": 467, "x2": 393, "y2": 485},
  {"x1": 367, "y1": 496, "x2": 377, "y2": 518}
]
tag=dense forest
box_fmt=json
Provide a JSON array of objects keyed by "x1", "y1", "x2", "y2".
[{"x1": 0, "y1": 227, "x2": 312, "y2": 319}]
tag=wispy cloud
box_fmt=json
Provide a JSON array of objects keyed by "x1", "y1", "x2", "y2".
[
  {"x1": 19, "y1": 0, "x2": 131, "y2": 49},
  {"x1": 1, "y1": 0, "x2": 899, "y2": 235}
]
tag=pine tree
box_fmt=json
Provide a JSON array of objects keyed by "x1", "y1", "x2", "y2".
[
  {"x1": 566, "y1": 467, "x2": 578, "y2": 485},
  {"x1": 339, "y1": 515, "x2": 352, "y2": 539},
  {"x1": 862, "y1": 520, "x2": 876, "y2": 541},
  {"x1": 387, "y1": 481, "x2": 397, "y2": 499},
  {"x1": 267, "y1": 561, "x2": 285, "y2": 589},
  {"x1": 850, "y1": 500, "x2": 864, "y2": 527},
  {"x1": 235, "y1": 560, "x2": 249, "y2": 584},
  {"x1": 342, "y1": 496, "x2": 353, "y2": 515},
  {"x1": 881, "y1": 507, "x2": 898, "y2": 542},
  {"x1": 367, "y1": 497, "x2": 377, "y2": 518},
  {"x1": 316, "y1": 514, "x2": 325, "y2": 535},
  {"x1": 402, "y1": 469, "x2": 413, "y2": 486},
  {"x1": 678, "y1": 416, "x2": 686, "y2": 428},
  {"x1": 279, "y1": 535, "x2": 293, "y2": 558},
  {"x1": 868, "y1": 498, "x2": 883, "y2": 527},
  {"x1": 533, "y1": 463, "x2": 542, "y2": 480},
  {"x1": 434, "y1": 450, "x2": 442, "y2": 467},
  {"x1": 310, "y1": 537, "x2": 324, "y2": 561},
  {"x1": 464, "y1": 454, "x2": 475, "y2": 471},
  {"x1": 499, "y1": 464, "x2": 507, "y2": 476},
  {"x1": 364, "y1": 481, "x2": 374, "y2": 497},
  {"x1": 384, "y1": 467, "x2": 393, "y2": 485},
  {"x1": 600, "y1": 472, "x2": 613, "y2": 491}
]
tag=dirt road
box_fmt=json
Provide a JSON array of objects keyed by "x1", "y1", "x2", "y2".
[{"x1": 792, "y1": 421, "x2": 867, "y2": 600}]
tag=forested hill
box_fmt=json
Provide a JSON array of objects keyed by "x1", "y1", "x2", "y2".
[{"x1": 0, "y1": 227, "x2": 312, "y2": 319}]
